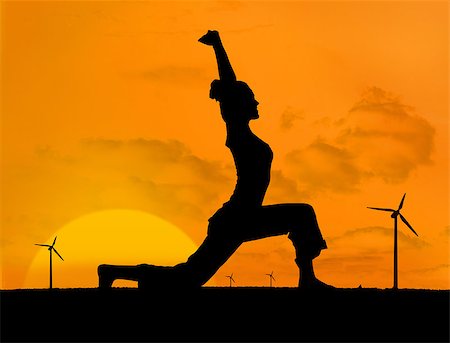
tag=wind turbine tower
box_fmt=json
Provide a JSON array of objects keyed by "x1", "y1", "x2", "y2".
[
  {"x1": 367, "y1": 193, "x2": 418, "y2": 289},
  {"x1": 266, "y1": 271, "x2": 275, "y2": 287},
  {"x1": 35, "y1": 236, "x2": 64, "y2": 289},
  {"x1": 225, "y1": 273, "x2": 235, "y2": 288}
]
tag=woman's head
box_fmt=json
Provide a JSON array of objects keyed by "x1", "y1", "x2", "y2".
[{"x1": 209, "y1": 80, "x2": 259, "y2": 122}]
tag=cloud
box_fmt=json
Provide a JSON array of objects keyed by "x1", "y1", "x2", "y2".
[
  {"x1": 329, "y1": 226, "x2": 430, "y2": 249},
  {"x1": 75, "y1": 139, "x2": 233, "y2": 209},
  {"x1": 27, "y1": 138, "x2": 314, "y2": 240},
  {"x1": 338, "y1": 87, "x2": 435, "y2": 183},
  {"x1": 411, "y1": 264, "x2": 449, "y2": 274},
  {"x1": 35, "y1": 145, "x2": 77, "y2": 165},
  {"x1": 285, "y1": 87, "x2": 435, "y2": 193},
  {"x1": 319, "y1": 254, "x2": 384, "y2": 266},
  {"x1": 78, "y1": 138, "x2": 224, "y2": 181},
  {"x1": 280, "y1": 107, "x2": 304, "y2": 130},
  {"x1": 265, "y1": 169, "x2": 309, "y2": 203},
  {"x1": 318, "y1": 253, "x2": 388, "y2": 278},
  {"x1": 440, "y1": 226, "x2": 450, "y2": 237},
  {"x1": 286, "y1": 139, "x2": 364, "y2": 193},
  {"x1": 126, "y1": 66, "x2": 209, "y2": 85}
]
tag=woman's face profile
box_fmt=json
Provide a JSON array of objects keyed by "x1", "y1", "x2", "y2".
[
  {"x1": 211, "y1": 80, "x2": 260, "y2": 121},
  {"x1": 242, "y1": 92, "x2": 259, "y2": 120}
]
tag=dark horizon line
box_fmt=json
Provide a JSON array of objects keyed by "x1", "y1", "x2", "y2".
[{"x1": 1, "y1": 286, "x2": 449, "y2": 292}]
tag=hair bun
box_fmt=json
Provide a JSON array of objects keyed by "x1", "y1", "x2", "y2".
[{"x1": 209, "y1": 79, "x2": 223, "y2": 101}]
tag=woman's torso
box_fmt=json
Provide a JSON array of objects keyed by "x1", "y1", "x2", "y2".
[{"x1": 224, "y1": 124, "x2": 273, "y2": 209}]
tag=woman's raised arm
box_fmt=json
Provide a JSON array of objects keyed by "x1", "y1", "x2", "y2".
[{"x1": 199, "y1": 30, "x2": 236, "y2": 82}]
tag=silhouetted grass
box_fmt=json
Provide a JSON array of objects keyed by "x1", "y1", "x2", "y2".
[{"x1": 1, "y1": 287, "x2": 449, "y2": 342}]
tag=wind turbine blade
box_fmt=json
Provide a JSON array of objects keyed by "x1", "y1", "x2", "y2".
[
  {"x1": 272, "y1": 276, "x2": 276, "y2": 281},
  {"x1": 367, "y1": 207, "x2": 395, "y2": 212},
  {"x1": 398, "y1": 193, "x2": 406, "y2": 211},
  {"x1": 231, "y1": 277, "x2": 235, "y2": 283},
  {"x1": 52, "y1": 236, "x2": 57, "y2": 247},
  {"x1": 35, "y1": 244, "x2": 51, "y2": 247},
  {"x1": 53, "y1": 248, "x2": 64, "y2": 261},
  {"x1": 399, "y1": 214, "x2": 418, "y2": 236}
]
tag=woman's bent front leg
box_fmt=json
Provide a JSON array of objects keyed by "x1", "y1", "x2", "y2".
[
  {"x1": 243, "y1": 204, "x2": 327, "y2": 256},
  {"x1": 241, "y1": 203, "x2": 331, "y2": 288}
]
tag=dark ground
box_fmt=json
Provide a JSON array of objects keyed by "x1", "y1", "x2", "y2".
[{"x1": 1, "y1": 287, "x2": 449, "y2": 342}]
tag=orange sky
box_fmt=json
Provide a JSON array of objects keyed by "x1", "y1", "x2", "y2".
[{"x1": 1, "y1": 1, "x2": 448, "y2": 289}]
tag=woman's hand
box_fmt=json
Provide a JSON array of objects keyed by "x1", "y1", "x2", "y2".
[{"x1": 198, "y1": 30, "x2": 221, "y2": 46}]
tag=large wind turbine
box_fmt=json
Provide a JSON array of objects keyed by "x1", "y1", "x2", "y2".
[
  {"x1": 367, "y1": 193, "x2": 418, "y2": 289},
  {"x1": 35, "y1": 236, "x2": 64, "y2": 289},
  {"x1": 225, "y1": 273, "x2": 235, "y2": 288},
  {"x1": 266, "y1": 271, "x2": 275, "y2": 288}
]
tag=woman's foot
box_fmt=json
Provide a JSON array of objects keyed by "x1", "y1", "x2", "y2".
[
  {"x1": 299, "y1": 277, "x2": 335, "y2": 290},
  {"x1": 98, "y1": 264, "x2": 115, "y2": 289},
  {"x1": 295, "y1": 254, "x2": 334, "y2": 290}
]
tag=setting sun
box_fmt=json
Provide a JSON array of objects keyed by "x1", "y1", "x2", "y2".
[{"x1": 25, "y1": 209, "x2": 198, "y2": 288}]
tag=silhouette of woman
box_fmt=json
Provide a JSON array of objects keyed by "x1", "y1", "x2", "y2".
[{"x1": 98, "y1": 30, "x2": 331, "y2": 289}]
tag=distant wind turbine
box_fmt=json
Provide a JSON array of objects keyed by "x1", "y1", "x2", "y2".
[
  {"x1": 225, "y1": 273, "x2": 235, "y2": 288},
  {"x1": 367, "y1": 193, "x2": 418, "y2": 290},
  {"x1": 35, "y1": 236, "x2": 64, "y2": 289},
  {"x1": 266, "y1": 271, "x2": 275, "y2": 287}
]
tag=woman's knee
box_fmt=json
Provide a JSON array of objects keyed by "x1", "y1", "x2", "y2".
[
  {"x1": 273, "y1": 203, "x2": 318, "y2": 238},
  {"x1": 303, "y1": 204, "x2": 317, "y2": 220},
  {"x1": 268, "y1": 203, "x2": 316, "y2": 223}
]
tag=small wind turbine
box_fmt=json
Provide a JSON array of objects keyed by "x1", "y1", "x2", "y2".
[
  {"x1": 266, "y1": 271, "x2": 275, "y2": 287},
  {"x1": 35, "y1": 236, "x2": 64, "y2": 289},
  {"x1": 225, "y1": 273, "x2": 235, "y2": 288},
  {"x1": 367, "y1": 193, "x2": 418, "y2": 290}
]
